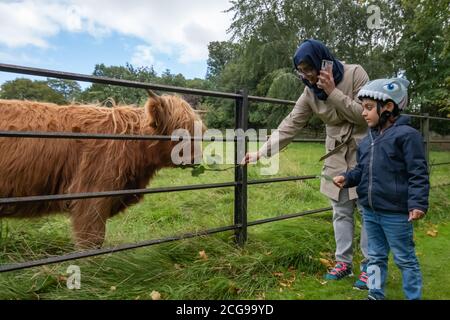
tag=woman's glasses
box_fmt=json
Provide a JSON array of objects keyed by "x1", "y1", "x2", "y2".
[{"x1": 293, "y1": 67, "x2": 315, "y2": 80}]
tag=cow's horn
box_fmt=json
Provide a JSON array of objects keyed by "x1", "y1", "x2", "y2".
[{"x1": 147, "y1": 89, "x2": 159, "y2": 99}]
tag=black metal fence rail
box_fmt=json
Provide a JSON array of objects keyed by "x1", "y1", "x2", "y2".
[
  {"x1": 0, "y1": 63, "x2": 449, "y2": 273},
  {"x1": 0, "y1": 175, "x2": 318, "y2": 206},
  {"x1": 0, "y1": 63, "x2": 289, "y2": 104},
  {"x1": 431, "y1": 162, "x2": 450, "y2": 167},
  {"x1": 2, "y1": 63, "x2": 450, "y2": 117},
  {"x1": 0, "y1": 131, "x2": 447, "y2": 145},
  {"x1": 0, "y1": 206, "x2": 333, "y2": 273}
]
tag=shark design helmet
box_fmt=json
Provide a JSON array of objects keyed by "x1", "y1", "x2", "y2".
[{"x1": 357, "y1": 78, "x2": 410, "y2": 110}]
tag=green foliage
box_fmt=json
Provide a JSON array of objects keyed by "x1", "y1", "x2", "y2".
[
  {"x1": 397, "y1": 0, "x2": 450, "y2": 133},
  {"x1": 81, "y1": 64, "x2": 213, "y2": 109},
  {"x1": 0, "y1": 78, "x2": 67, "y2": 104},
  {"x1": 251, "y1": 70, "x2": 304, "y2": 128},
  {"x1": 80, "y1": 63, "x2": 158, "y2": 106},
  {"x1": 46, "y1": 78, "x2": 82, "y2": 102},
  {"x1": 204, "y1": 0, "x2": 449, "y2": 134},
  {"x1": 206, "y1": 41, "x2": 239, "y2": 81},
  {"x1": 204, "y1": 101, "x2": 235, "y2": 129}
]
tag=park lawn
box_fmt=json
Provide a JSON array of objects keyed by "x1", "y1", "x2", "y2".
[{"x1": 0, "y1": 142, "x2": 448, "y2": 300}]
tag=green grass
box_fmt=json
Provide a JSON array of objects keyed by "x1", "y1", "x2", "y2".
[{"x1": 0, "y1": 143, "x2": 449, "y2": 300}]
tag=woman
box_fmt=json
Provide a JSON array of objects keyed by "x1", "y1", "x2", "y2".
[{"x1": 243, "y1": 39, "x2": 370, "y2": 289}]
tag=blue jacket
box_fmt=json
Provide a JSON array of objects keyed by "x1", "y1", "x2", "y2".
[{"x1": 344, "y1": 115, "x2": 429, "y2": 214}]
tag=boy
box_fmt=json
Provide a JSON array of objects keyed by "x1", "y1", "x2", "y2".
[{"x1": 333, "y1": 78, "x2": 429, "y2": 300}]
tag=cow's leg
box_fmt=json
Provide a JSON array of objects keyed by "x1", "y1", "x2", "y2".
[{"x1": 70, "y1": 198, "x2": 111, "y2": 249}]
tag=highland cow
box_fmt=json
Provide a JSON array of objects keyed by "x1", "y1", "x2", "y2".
[{"x1": 0, "y1": 91, "x2": 203, "y2": 248}]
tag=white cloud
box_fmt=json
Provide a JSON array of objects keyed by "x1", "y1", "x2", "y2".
[
  {"x1": 0, "y1": 0, "x2": 232, "y2": 64},
  {"x1": 131, "y1": 45, "x2": 155, "y2": 66},
  {"x1": 0, "y1": 50, "x2": 41, "y2": 65},
  {"x1": 130, "y1": 45, "x2": 168, "y2": 74}
]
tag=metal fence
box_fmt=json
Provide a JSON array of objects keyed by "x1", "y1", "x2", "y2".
[{"x1": 0, "y1": 63, "x2": 449, "y2": 273}]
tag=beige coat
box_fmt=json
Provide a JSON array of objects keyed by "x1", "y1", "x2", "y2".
[{"x1": 260, "y1": 63, "x2": 369, "y2": 201}]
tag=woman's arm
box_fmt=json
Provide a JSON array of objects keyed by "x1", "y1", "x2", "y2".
[
  {"x1": 325, "y1": 65, "x2": 369, "y2": 126},
  {"x1": 258, "y1": 92, "x2": 312, "y2": 157}
]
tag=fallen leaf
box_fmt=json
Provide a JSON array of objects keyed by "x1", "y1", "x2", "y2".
[
  {"x1": 274, "y1": 268, "x2": 297, "y2": 289},
  {"x1": 426, "y1": 229, "x2": 438, "y2": 237},
  {"x1": 199, "y1": 250, "x2": 208, "y2": 260},
  {"x1": 319, "y1": 258, "x2": 333, "y2": 268},
  {"x1": 110, "y1": 286, "x2": 116, "y2": 291},
  {"x1": 319, "y1": 252, "x2": 333, "y2": 259},
  {"x1": 320, "y1": 280, "x2": 328, "y2": 285},
  {"x1": 256, "y1": 292, "x2": 266, "y2": 300},
  {"x1": 228, "y1": 282, "x2": 241, "y2": 295},
  {"x1": 151, "y1": 290, "x2": 161, "y2": 300},
  {"x1": 272, "y1": 272, "x2": 284, "y2": 277}
]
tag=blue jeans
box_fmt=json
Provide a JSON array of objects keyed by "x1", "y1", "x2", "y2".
[{"x1": 362, "y1": 207, "x2": 422, "y2": 300}]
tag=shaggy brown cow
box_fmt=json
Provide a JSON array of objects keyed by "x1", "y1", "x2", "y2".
[{"x1": 0, "y1": 91, "x2": 203, "y2": 248}]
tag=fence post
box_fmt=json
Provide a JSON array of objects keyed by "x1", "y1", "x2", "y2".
[
  {"x1": 422, "y1": 113, "x2": 430, "y2": 164},
  {"x1": 234, "y1": 89, "x2": 248, "y2": 246}
]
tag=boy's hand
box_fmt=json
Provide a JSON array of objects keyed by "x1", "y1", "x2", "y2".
[
  {"x1": 317, "y1": 70, "x2": 336, "y2": 95},
  {"x1": 333, "y1": 175, "x2": 346, "y2": 189},
  {"x1": 408, "y1": 209, "x2": 425, "y2": 222}
]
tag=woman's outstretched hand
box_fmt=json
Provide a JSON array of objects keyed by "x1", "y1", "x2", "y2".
[{"x1": 241, "y1": 151, "x2": 262, "y2": 165}]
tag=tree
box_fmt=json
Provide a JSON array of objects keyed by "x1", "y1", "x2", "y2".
[
  {"x1": 0, "y1": 78, "x2": 66, "y2": 104},
  {"x1": 206, "y1": 41, "x2": 239, "y2": 80},
  {"x1": 251, "y1": 69, "x2": 304, "y2": 129},
  {"x1": 207, "y1": 0, "x2": 381, "y2": 129},
  {"x1": 397, "y1": 0, "x2": 449, "y2": 123},
  {"x1": 158, "y1": 69, "x2": 187, "y2": 87},
  {"x1": 47, "y1": 78, "x2": 82, "y2": 102},
  {"x1": 81, "y1": 63, "x2": 158, "y2": 106},
  {"x1": 205, "y1": 0, "x2": 448, "y2": 133}
]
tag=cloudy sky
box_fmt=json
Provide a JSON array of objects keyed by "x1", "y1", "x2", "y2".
[{"x1": 0, "y1": 0, "x2": 233, "y2": 86}]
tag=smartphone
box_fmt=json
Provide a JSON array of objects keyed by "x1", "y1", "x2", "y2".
[{"x1": 321, "y1": 60, "x2": 333, "y2": 73}]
